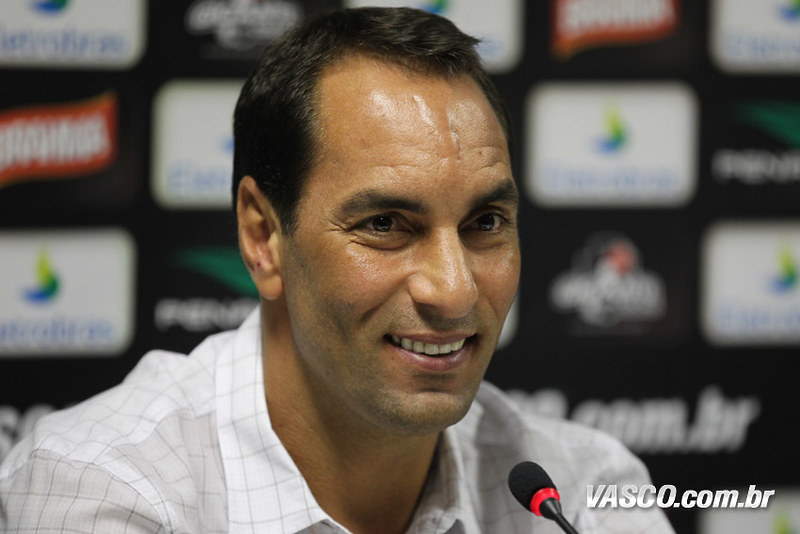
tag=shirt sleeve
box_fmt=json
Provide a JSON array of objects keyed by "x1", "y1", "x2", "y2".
[{"x1": 1, "y1": 449, "x2": 166, "y2": 533}]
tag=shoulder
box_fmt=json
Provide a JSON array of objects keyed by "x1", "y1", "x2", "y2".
[
  {"x1": 1, "y1": 448, "x2": 167, "y2": 532},
  {"x1": 4, "y1": 343, "x2": 218, "y2": 468},
  {"x1": 0, "y1": 331, "x2": 235, "y2": 531}
]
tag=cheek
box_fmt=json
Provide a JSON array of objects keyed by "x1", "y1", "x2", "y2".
[
  {"x1": 476, "y1": 247, "x2": 521, "y2": 310},
  {"x1": 336, "y1": 246, "x2": 410, "y2": 303}
]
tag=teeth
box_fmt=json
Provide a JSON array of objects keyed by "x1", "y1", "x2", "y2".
[{"x1": 390, "y1": 335, "x2": 467, "y2": 356}]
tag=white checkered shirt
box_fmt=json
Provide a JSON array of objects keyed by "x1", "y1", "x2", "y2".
[{"x1": 1, "y1": 309, "x2": 674, "y2": 533}]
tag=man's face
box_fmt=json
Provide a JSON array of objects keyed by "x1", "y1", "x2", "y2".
[{"x1": 276, "y1": 56, "x2": 520, "y2": 437}]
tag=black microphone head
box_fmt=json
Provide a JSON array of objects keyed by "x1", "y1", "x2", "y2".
[{"x1": 507, "y1": 461, "x2": 557, "y2": 510}]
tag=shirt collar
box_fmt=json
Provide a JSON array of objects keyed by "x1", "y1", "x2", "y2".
[
  {"x1": 405, "y1": 427, "x2": 471, "y2": 534},
  {"x1": 216, "y1": 309, "x2": 332, "y2": 533}
]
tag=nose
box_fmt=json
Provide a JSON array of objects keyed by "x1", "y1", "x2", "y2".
[{"x1": 407, "y1": 229, "x2": 479, "y2": 319}]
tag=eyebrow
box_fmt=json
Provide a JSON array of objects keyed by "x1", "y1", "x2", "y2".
[
  {"x1": 336, "y1": 178, "x2": 518, "y2": 218},
  {"x1": 337, "y1": 190, "x2": 428, "y2": 218},
  {"x1": 467, "y1": 179, "x2": 519, "y2": 213}
]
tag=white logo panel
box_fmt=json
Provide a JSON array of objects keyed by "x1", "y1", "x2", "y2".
[
  {"x1": 344, "y1": 0, "x2": 523, "y2": 73},
  {"x1": 711, "y1": 0, "x2": 800, "y2": 73},
  {"x1": 0, "y1": 229, "x2": 135, "y2": 356},
  {"x1": 526, "y1": 83, "x2": 697, "y2": 207},
  {"x1": 702, "y1": 221, "x2": 800, "y2": 346},
  {"x1": 0, "y1": 0, "x2": 146, "y2": 69},
  {"x1": 152, "y1": 80, "x2": 242, "y2": 209}
]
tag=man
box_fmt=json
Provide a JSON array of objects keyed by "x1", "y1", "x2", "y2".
[{"x1": 1, "y1": 7, "x2": 674, "y2": 533}]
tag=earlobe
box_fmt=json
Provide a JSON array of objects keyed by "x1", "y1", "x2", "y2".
[{"x1": 237, "y1": 176, "x2": 284, "y2": 300}]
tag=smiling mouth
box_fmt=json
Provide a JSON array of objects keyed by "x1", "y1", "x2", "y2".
[{"x1": 386, "y1": 335, "x2": 468, "y2": 356}]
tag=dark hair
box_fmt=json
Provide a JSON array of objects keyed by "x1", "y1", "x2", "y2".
[{"x1": 232, "y1": 6, "x2": 510, "y2": 233}]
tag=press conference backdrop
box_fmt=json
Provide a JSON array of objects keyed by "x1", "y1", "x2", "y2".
[{"x1": 1, "y1": 1, "x2": 798, "y2": 532}]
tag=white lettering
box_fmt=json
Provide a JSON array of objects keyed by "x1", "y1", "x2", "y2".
[
  {"x1": 0, "y1": 115, "x2": 109, "y2": 172},
  {"x1": 565, "y1": 0, "x2": 673, "y2": 33},
  {"x1": 155, "y1": 298, "x2": 257, "y2": 332},
  {"x1": 586, "y1": 484, "x2": 607, "y2": 508},
  {"x1": 713, "y1": 150, "x2": 800, "y2": 184}
]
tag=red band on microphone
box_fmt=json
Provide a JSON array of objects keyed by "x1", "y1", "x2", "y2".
[{"x1": 530, "y1": 487, "x2": 560, "y2": 516}]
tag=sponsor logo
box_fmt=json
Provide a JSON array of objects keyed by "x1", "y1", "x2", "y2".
[
  {"x1": 550, "y1": 233, "x2": 666, "y2": 327},
  {"x1": 345, "y1": 0, "x2": 523, "y2": 73},
  {"x1": 526, "y1": 83, "x2": 697, "y2": 207},
  {"x1": 702, "y1": 221, "x2": 800, "y2": 345},
  {"x1": 773, "y1": 245, "x2": 799, "y2": 293},
  {"x1": 699, "y1": 489, "x2": 800, "y2": 534},
  {"x1": 0, "y1": 0, "x2": 146, "y2": 69},
  {"x1": 0, "y1": 229, "x2": 135, "y2": 356},
  {"x1": 712, "y1": 0, "x2": 800, "y2": 73},
  {"x1": 155, "y1": 246, "x2": 258, "y2": 332},
  {"x1": 171, "y1": 246, "x2": 257, "y2": 297},
  {"x1": 779, "y1": 0, "x2": 800, "y2": 21},
  {"x1": 23, "y1": 251, "x2": 60, "y2": 304},
  {"x1": 506, "y1": 385, "x2": 760, "y2": 454},
  {"x1": 155, "y1": 298, "x2": 257, "y2": 332},
  {"x1": 152, "y1": 80, "x2": 241, "y2": 209},
  {"x1": 713, "y1": 101, "x2": 800, "y2": 185},
  {"x1": 419, "y1": 0, "x2": 447, "y2": 14},
  {"x1": 551, "y1": 0, "x2": 679, "y2": 58},
  {"x1": 33, "y1": 0, "x2": 70, "y2": 14},
  {"x1": 0, "y1": 93, "x2": 117, "y2": 188},
  {"x1": 597, "y1": 106, "x2": 628, "y2": 153},
  {"x1": 774, "y1": 512, "x2": 800, "y2": 534},
  {"x1": 185, "y1": 0, "x2": 302, "y2": 51}
]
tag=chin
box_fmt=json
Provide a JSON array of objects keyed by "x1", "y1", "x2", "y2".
[{"x1": 374, "y1": 389, "x2": 476, "y2": 437}]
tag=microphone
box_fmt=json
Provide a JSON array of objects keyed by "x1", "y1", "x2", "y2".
[{"x1": 507, "y1": 461, "x2": 580, "y2": 534}]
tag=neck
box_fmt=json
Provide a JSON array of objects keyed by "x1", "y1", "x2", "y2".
[{"x1": 261, "y1": 303, "x2": 440, "y2": 534}]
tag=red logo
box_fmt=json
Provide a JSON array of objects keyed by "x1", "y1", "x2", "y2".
[
  {"x1": 0, "y1": 92, "x2": 117, "y2": 187},
  {"x1": 552, "y1": 0, "x2": 680, "y2": 59}
]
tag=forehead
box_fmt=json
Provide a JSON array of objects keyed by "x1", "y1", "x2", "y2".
[
  {"x1": 297, "y1": 56, "x2": 511, "y2": 209},
  {"x1": 314, "y1": 56, "x2": 502, "y2": 146}
]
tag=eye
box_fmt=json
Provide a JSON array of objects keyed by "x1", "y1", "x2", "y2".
[
  {"x1": 366, "y1": 215, "x2": 394, "y2": 233},
  {"x1": 474, "y1": 213, "x2": 501, "y2": 231},
  {"x1": 351, "y1": 213, "x2": 412, "y2": 250}
]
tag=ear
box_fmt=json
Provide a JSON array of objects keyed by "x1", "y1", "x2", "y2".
[{"x1": 237, "y1": 176, "x2": 284, "y2": 301}]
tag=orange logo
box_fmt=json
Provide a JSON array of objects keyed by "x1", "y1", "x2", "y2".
[
  {"x1": 552, "y1": 0, "x2": 680, "y2": 59},
  {"x1": 0, "y1": 92, "x2": 117, "y2": 187}
]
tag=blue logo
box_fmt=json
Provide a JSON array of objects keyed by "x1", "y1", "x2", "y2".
[
  {"x1": 418, "y1": 0, "x2": 448, "y2": 15},
  {"x1": 32, "y1": 0, "x2": 69, "y2": 14},
  {"x1": 779, "y1": 0, "x2": 800, "y2": 21}
]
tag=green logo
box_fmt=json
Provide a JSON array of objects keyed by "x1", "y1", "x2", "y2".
[
  {"x1": 172, "y1": 247, "x2": 257, "y2": 297},
  {"x1": 33, "y1": 0, "x2": 69, "y2": 14},
  {"x1": 597, "y1": 106, "x2": 628, "y2": 153},
  {"x1": 772, "y1": 244, "x2": 798, "y2": 293},
  {"x1": 419, "y1": 0, "x2": 448, "y2": 14},
  {"x1": 737, "y1": 101, "x2": 800, "y2": 147},
  {"x1": 775, "y1": 511, "x2": 798, "y2": 534},
  {"x1": 24, "y1": 251, "x2": 60, "y2": 303},
  {"x1": 779, "y1": 0, "x2": 800, "y2": 21}
]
